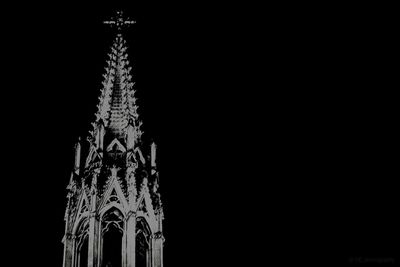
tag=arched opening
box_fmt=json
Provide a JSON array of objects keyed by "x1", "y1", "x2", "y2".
[
  {"x1": 101, "y1": 207, "x2": 124, "y2": 267},
  {"x1": 78, "y1": 236, "x2": 89, "y2": 267},
  {"x1": 75, "y1": 218, "x2": 89, "y2": 267},
  {"x1": 136, "y1": 217, "x2": 151, "y2": 267}
]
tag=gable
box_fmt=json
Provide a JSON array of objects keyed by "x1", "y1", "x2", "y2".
[
  {"x1": 105, "y1": 188, "x2": 121, "y2": 206},
  {"x1": 72, "y1": 190, "x2": 90, "y2": 234},
  {"x1": 106, "y1": 138, "x2": 126, "y2": 153},
  {"x1": 85, "y1": 146, "x2": 102, "y2": 167},
  {"x1": 135, "y1": 147, "x2": 145, "y2": 164},
  {"x1": 99, "y1": 176, "x2": 129, "y2": 213}
]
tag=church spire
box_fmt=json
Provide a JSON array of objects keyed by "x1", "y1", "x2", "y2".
[
  {"x1": 93, "y1": 11, "x2": 141, "y2": 142},
  {"x1": 63, "y1": 12, "x2": 164, "y2": 267}
]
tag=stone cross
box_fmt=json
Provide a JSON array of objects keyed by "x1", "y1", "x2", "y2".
[{"x1": 104, "y1": 10, "x2": 136, "y2": 31}]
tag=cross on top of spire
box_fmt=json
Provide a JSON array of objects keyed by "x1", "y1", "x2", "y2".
[{"x1": 104, "y1": 10, "x2": 136, "y2": 31}]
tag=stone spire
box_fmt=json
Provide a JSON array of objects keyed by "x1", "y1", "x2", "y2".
[
  {"x1": 93, "y1": 33, "x2": 142, "y2": 141},
  {"x1": 62, "y1": 12, "x2": 164, "y2": 267}
]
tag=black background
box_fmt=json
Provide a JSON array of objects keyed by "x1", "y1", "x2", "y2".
[{"x1": 1, "y1": 2, "x2": 397, "y2": 266}]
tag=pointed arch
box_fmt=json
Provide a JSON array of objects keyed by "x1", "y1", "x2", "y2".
[
  {"x1": 136, "y1": 216, "x2": 152, "y2": 237},
  {"x1": 74, "y1": 216, "x2": 89, "y2": 236},
  {"x1": 99, "y1": 202, "x2": 125, "y2": 219},
  {"x1": 77, "y1": 236, "x2": 88, "y2": 267},
  {"x1": 74, "y1": 217, "x2": 89, "y2": 267},
  {"x1": 100, "y1": 206, "x2": 125, "y2": 267},
  {"x1": 101, "y1": 206, "x2": 125, "y2": 234},
  {"x1": 136, "y1": 216, "x2": 152, "y2": 267}
]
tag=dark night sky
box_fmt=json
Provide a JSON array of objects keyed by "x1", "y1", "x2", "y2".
[{"x1": 1, "y1": 2, "x2": 397, "y2": 266}]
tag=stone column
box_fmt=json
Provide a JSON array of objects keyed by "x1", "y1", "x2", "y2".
[
  {"x1": 87, "y1": 213, "x2": 100, "y2": 267},
  {"x1": 152, "y1": 232, "x2": 164, "y2": 267},
  {"x1": 88, "y1": 169, "x2": 100, "y2": 267},
  {"x1": 98, "y1": 228, "x2": 103, "y2": 267},
  {"x1": 126, "y1": 212, "x2": 136, "y2": 267},
  {"x1": 122, "y1": 222, "x2": 127, "y2": 267},
  {"x1": 63, "y1": 233, "x2": 74, "y2": 267},
  {"x1": 147, "y1": 245, "x2": 152, "y2": 267},
  {"x1": 71, "y1": 235, "x2": 77, "y2": 267}
]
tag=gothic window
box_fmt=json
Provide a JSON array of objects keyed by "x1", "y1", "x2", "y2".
[
  {"x1": 78, "y1": 236, "x2": 88, "y2": 267},
  {"x1": 101, "y1": 207, "x2": 124, "y2": 267},
  {"x1": 75, "y1": 219, "x2": 89, "y2": 267},
  {"x1": 136, "y1": 217, "x2": 152, "y2": 267}
]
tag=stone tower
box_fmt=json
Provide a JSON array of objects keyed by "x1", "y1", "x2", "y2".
[{"x1": 62, "y1": 11, "x2": 164, "y2": 267}]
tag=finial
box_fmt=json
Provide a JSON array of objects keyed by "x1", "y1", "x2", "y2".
[
  {"x1": 104, "y1": 10, "x2": 136, "y2": 31},
  {"x1": 151, "y1": 142, "x2": 157, "y2": 168}
]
